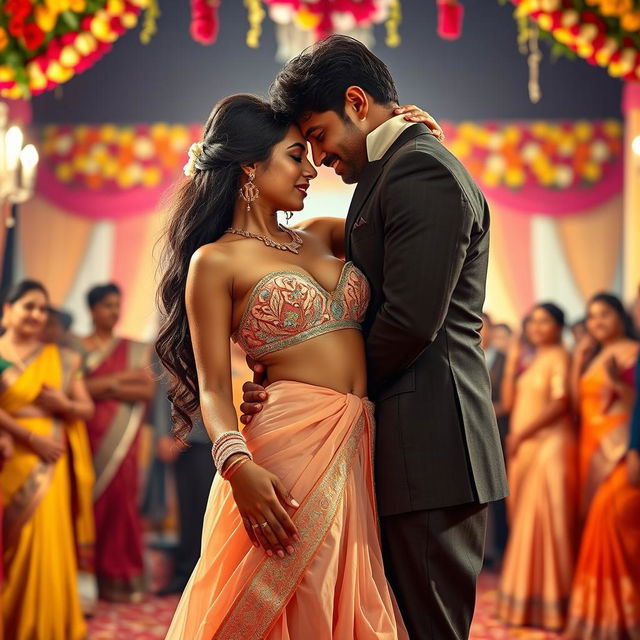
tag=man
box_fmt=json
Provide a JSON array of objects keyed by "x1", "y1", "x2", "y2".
[
  {"x1": 150, "y1": 354, "x2": 215, "y2": 596},
  {"x1": 242, "y1": 35, "x2": 507, "y2": 639},
  {"x1": 492, "y1": 323, "x2": 513, "y2": 355}
]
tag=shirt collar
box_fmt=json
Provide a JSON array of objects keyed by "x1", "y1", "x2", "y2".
[{"x1": 366, "y1": 115, "x2": 419, "y2": 162}]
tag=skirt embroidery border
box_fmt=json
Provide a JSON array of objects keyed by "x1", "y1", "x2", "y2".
[{"x1": 213, "y1": 408, "x2": 368, "y2": 640}]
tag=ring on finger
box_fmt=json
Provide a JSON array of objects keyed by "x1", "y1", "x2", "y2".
[{"x1": 260, "y1": 521, "x2": 269, "y2": 528}]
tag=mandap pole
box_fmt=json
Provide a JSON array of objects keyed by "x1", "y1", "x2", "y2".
[{"x1": 623, "y1": 82, "x2": 640, "y2": 302}]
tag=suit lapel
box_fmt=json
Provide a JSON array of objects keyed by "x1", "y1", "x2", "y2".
[
  {"x1": 345, "y1": 160, "x2": 382, "y2": 257},
  {"x1": 345, "y1": 123, "x2": 431, "y2": 258}
]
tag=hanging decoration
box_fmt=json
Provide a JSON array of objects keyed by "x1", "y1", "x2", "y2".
[
  {"x1": 190, "y1": 0, "x2": 220, "y2": 45},
  {"x1": 245, "y1": 0, "x2": 266, "y2": 48},
  {"x1": 437, "y1": 0, "x2": 464, "y2": 40},
  {"x1": 262, "y1": 0, "x2": 399, "y2": 61},
  {"x1": 140, "y1": 0, "x2": 160, "y2": 44},
  {"x1": 445, "y1": 119, "x2": 622, "y2": 191},
  {"x1": 0, "y1": 0, "x2": 149, "y2": 100},
  {"x1": 508, "y1": 0, "x2": 640, "y2": 82},
  {"x1": 385, "y1": 0, "x2": 402, "y2": 46}
]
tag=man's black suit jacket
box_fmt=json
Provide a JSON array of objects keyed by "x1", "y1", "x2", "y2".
[{"x1": 346, "y1": 123, "x2": 508, "y2": 517}]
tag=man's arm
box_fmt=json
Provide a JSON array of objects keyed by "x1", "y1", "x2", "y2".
[{"x1": 366, "y1": 150, "x2": 472, "y2": 394}]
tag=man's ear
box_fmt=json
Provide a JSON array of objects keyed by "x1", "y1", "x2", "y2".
[{"x1": 344, "y1": 86, "x2": 369, "y2": 121}]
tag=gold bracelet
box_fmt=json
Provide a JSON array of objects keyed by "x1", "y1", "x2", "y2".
[
  {"x1": 225, "y1": 456, "x2": 251, "y2": 481},
  {"x1": 222, "y1": 454, "x2": 250, "y2": 480}
]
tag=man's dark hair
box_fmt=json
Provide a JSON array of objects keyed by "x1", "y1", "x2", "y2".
[
  {"x1": 87, "y1": 283, "x2": 121, "y2": 309},
  {"x1": 270, "y1": 35, "x2": 399, "y2": 121}
]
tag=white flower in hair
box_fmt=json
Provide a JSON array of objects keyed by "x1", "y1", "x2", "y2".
[{"x1": 183, "y1": 141, "x2": 204, "y2": 177}]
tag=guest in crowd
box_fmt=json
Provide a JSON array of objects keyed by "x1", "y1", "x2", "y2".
[
  {"x1": 570, "y1": 318, "x2": 587, "y2": 347},
  {"x1": 492, "y1": 322, "x2": 513, "y2": 355},
  {"x1": 41, "y1": 306, "x2": 85, "y2": 353},
  {"x1": 497, "y1": 303, "x2": 577, "y2": 631},
  {"x1": 81, "y1": 283, "x2": 155, "y2": 602},
  {"x1": 145, "y1": 350, "x2": 215, "y2": 596},
  {"x1": 566, "y1": 293, "x2": 639, "y2": 639},
  {"x1": 0, "y1": 280, "x2": 94, "y2": 639},
  {"x1": 480, "y1": 312, "x2": 509, "y2": 565}
]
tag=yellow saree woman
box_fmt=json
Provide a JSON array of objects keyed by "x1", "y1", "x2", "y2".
[{"x1": 0, "y1": 344, "x2": 88, "y2": 640}]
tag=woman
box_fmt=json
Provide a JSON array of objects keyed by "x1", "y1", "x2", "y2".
[
  {"x1": 565, "y1": 293, "x2": 640, "y2": 639},
  {"x1": 496, "y1": 303, "x2": 577, "y2": 631},
  {"x1": 0, "y1": 280, "x2": 94, "y2": 640},
  {"x1": 157, "y1": 95, "x2": 438, "y2": 639},
  {"x1": 81, "y1": 283, "x2": 155, "y2": 602}
]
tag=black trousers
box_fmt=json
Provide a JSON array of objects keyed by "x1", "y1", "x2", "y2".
[
  {"x1": 173, "y1": 442, "x2": 216, "y2": 583},
  {"x1": 380, "y1": 503, "x2": 487, "y2": 640}
]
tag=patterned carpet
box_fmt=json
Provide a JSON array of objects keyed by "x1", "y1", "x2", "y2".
[{"x1": 87, "y1": 571, "x2": 562, "y2": 639}]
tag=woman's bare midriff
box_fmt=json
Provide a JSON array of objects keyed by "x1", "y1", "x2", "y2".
[{"x1": 258, "y1": 328, "x2": 368, "y2": 398}]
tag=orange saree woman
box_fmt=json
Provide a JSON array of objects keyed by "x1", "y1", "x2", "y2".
[
  {"x1": 565, "y1": 359, "x2": 640, "y2": 639},
  {"x1": 566, "y1": 293, "x2": 640, "y2": 639}
]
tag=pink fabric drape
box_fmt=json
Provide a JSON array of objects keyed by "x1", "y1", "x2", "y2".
[
  {"x1": 488, "y1": 203, "x2": 534, "y2": 318},
  {"x1": 19, "y1": 195, "x2": 94, "y2": 305},
  {"x1": 115, "y1": 211, "x2": 167, "y2": 337},
  {"x1": 555, "y1": 195, "x2": 623, "y2": 301}
]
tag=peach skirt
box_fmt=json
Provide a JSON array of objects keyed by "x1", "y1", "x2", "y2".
[{"x1": 165, "y1": 381, "x2": 407, "y2": 640}]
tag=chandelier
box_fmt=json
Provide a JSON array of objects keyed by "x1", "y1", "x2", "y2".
[{"x1": 0, "y1": 102, "x2": 39, "y2": 228}]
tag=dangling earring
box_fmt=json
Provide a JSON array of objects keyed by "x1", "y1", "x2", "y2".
[
  {"x1": 285, "y1": 211, "x2": 293, "y2": 222},
  {"x1": 239, "y1": 172, "x2": 260, "y2": 212}
]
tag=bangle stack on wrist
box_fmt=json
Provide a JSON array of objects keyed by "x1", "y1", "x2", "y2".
[{"x1": 211, "y1": 431, "x2": 252, "y2": 478}]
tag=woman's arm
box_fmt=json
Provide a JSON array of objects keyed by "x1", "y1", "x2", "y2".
[
  {"x1": 0, "y1": 407, "x2": 65, "y2": 462},
  {"x1": 500, "y1": 339, "x2": 521, "y2": 414},
  {"x1": 85, "y1": 368, "x2": 155, "y2": 402},
  {"x1": 187, "y1": 245, "x2": 299, "y2": 558},
  {"x1": 571, "y1": 335, "x2": 596, "y2": 413}
]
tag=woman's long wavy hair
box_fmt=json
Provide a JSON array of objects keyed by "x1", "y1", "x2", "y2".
[{"x1": 156, "y1": 95, "x2": 289, "y2": 438}]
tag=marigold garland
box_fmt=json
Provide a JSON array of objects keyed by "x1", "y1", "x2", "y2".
[
  {"x1": 446, "y1": 119, "x2": 622, "y2": 190},
  {"x1": 40, "y1": 119, "x2": 621, "y2": 193},
  {"x1": 0, "y1": 0, "x2": 149, "y2": 99},
  {"x1": 245, "y1": 0, "x2": 266, "y2": 48},
  {"x1": 509, "y1": 0, "x2": 640, "y2": 82}
]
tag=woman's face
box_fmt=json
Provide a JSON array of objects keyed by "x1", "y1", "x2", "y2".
[
  {"x1": 3, "y1": 290, "x2": 49, "y2": 338},
  {"x1": 586, "y1": 300, "x2": 623, "y2": 344},
  {"x1": 91, "y1": 293, "x2": 121, "y2": 331},
  {"x1": 254, "y1": 125, "x2": 318, "y2": 213},
  {"x1": 527, "y1": 307, "x2": 561, "y2": 346}
]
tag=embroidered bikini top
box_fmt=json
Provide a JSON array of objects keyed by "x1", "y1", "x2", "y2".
[{"x1": 232, "y1": 262, "x2": 370, "y2": 359}]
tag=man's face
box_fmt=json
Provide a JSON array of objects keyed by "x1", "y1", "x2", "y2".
[{"x1": 299, "y1": 109, "x2": 369, "y2": 184}]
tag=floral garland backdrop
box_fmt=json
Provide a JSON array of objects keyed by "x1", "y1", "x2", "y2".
[
  {"x1": 509, "y1": 0, "x2": 640, "y2": 81},
  {"x1": 0, "y1": 0, "x2": 149, "y2": 99},
  {"x1": 40, "y1": 118, "x2": 622, "y2": 194}
]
